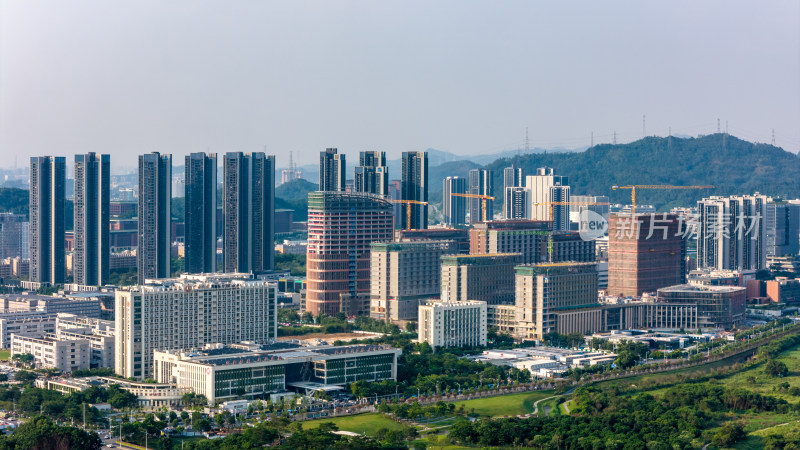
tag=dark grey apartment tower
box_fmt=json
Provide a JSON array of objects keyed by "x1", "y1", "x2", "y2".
[
  {"x1": 319, "y1": 148, "x2": 345, "y2": 191},
  {"x1": 223, "y1": 152, "x2": 275, "y2": 273},
  {"x1": 354, "y1": 151, "x2": 388, "y2": 196},
  {"x1": 400, "y1": 151, "x2": 428, "y2": 229},
  {"x1": 138, "y1": 152, "x2": 172, "y2": 284},
  {"x1": 503, "y1": 164, "x2": 523, "y2": 219},
  {"x1": 184, "y1": 152, "x2": 217, "y2": 274},
  {"x1": 74, "y1": 153, "x2": 110, "y2": 286},
  {"x1": 469, "y1": 168, "x2": 493, "y2": 223},
  {"x1": 29, "y1": 156, "x2": 66, "y2": 284},
  {"x1": 443, "y1": 176, "x2": 467, "y2": 225}
]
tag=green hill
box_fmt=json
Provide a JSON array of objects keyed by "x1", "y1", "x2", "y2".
[
  {"x1": 0, "y1": 188, "x2": 28, "y2": 216},
  {"x1": 276, "y1": 178, "x2": 318, "y2": 201},
  {"x1": 484, "y1": 134, "x2": 800, "y2": 211}
]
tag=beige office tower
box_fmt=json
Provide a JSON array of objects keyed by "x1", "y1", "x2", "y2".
[
  {"x1": 514, "y1": 262, "x2": 598, "y2": 339},
  {"x1": 369, "y1": 240, "x2": 458, "y2": 323}
]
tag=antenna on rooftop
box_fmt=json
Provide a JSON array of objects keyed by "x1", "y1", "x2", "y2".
[{"x1": 717, "y1": 118, "x2": 721, "y2": 134}]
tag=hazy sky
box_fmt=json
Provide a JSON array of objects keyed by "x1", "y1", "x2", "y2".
[{"x1": 1, "y1": 1, "x2": 798, "y2": 171}]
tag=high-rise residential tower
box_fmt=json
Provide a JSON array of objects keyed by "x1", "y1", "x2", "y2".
[
  {"x1": 469, "y1": 169, "x2": 493, "y2": 223},
  {"x1": 697, "y1": 194, "x2": 767, "y2": 271},
  {"x1": 0, "y1": 213, "x2": 29, "y2": 260},
  {"x1": 319, "y1": 148, "x2": 346, "y2": 192},
  {"x1": 74, "y1": 153, "x2": 110, "y2": 286},
  {"x1": 306, "y1": 192, "x2": 393, "y2": 316},
  {"x1": 29, "y1": 156, "x2": 66, "y2": 284},
  {"x1": 442, "y1": 176, "x2": 467, "y2": 226},
  {"x1": 764, "y1": 202, "x2": 799, "y2": 257},
  {"x1": 184, "y1": 152, "x2": 218, "y2": 274},
  {"x1": 223, "y1": 152, "x2": 275, "y2": 274},
  {"x1": 400, "y1": 151, "x2": 428, "y2": 229},
  {"x1": 503, "y1": 165, "x2": 524, "y2": 219},
  {"x1": 137, "y1": 152, "x2": 172, "y2": 283},
  {"x1": 525, "y1": 167, "x2": 570, "y2": 231},
  {"x1": 354, "y1": 151, "x2": 388, "y2": 196}
]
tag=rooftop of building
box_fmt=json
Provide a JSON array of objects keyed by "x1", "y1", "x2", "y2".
[
  {"x1": 515, "y1": 261, "x2": 597, "y2": 275},
  {"x1": 120, "y1": 273, "x2": 276, "y2": 292},
  {"x1": 472, "y1": 219, "x2": 553, "y2": 231},
  {"x1": 371, "y1": 240, "x2": 456, "y2": 252},
  {"x1": 159, "y1": 343, "x2": 400, "y2": 367},
  {"x1": 307, "y1": 191, "x2": 393, "y2": 211},
  {"x1": 657, "y1": 284, "x2": 746, "y2": 294},
  {"x1": 440, "y1": 253, "x2": 521, "y2": 265},
  {"x1": 422, "y1": 299, "x2": 487, "y2": 308}
]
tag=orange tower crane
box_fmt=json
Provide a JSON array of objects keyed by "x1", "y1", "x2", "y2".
[
  {"x1": 390, "y1": 199, "x2": 429, "y2": 230},
  {"x1": 611, "y1": 185, "x2": 714, "y2": 215},
  {"x1": 450, "y1": 193, "x2": 496, "y2": 222},
  {"x1": 530, "y1": 201, "x2": 611, "y2": 223}
]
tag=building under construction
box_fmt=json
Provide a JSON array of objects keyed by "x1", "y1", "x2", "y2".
[
  {"x1": 469, "y1": 220, "x2": 595, "y2": 264},
  {"x1": 607, "y1": 213, "x2": 686, "y2": 297},
  {"x1": 305, "y1": 192, "x2": 393, "y2": 316}
]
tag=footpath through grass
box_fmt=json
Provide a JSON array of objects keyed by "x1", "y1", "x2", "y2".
[
  {"x1": 302, "y1": 413, "x2": 406, "y2": 436},
  {"x1": 453, "y1": 390, "x2": 555, "y2": 417}
]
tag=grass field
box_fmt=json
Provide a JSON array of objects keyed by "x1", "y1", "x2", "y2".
[
  {"x1": 734, "y1": 416, "x2": 800, "y2": 449},
  {"x1": 0, "y1": 350, "x2": 10, "y2": 361},
  {"x1": 302, "y1": 413, "x2": 406, "y2": 436},
  {"x1": 453, "y1": 390, "x2": 555, "y2": 417}
]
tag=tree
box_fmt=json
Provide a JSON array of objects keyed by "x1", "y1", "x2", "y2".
[
  {"x1": 14, "y1": 370, "x2": 37, "y2": 384},
  {"x1": 9, "y1": 415, "x2": 102, "y2": 449},
  {"x1": 712, "y1": 422, "x2": 746, "y2": 448},
  {"x1": 765, "y1": 359, "x2": 789, "y2": 377},
  {"x1": 11, "y1": 353, "x2": 34, "y2": 366}
]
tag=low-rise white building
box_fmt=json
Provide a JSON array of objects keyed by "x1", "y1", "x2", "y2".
[
  {"x1": 0, "y1": 312, "x2": 57, "y2": 348},
  {"x1": 154, "y1": 343, "x2": 401, "y2": 405},
  {"x1": 37, "y1": 376, "x2": 191, "y2": 408},
  {"x1": 11, "y1": 333, "x2": 91, "y2": 372},
  {"x1": 55, "y1": 314, "x2": 115, "y2": 368},
  {"x1": 418, "y1": 300, "x2": 487, "y2": 348}
]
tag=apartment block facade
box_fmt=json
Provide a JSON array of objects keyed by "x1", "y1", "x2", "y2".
[
  {"x1": 369, "y1": 240, "x2": 458, "y2": 322},
  {"x1": 73, "y1": 153, "x2": 110, "y2": 286},
  {"x1": 115, "y1": 273, "x2": 277, "y2": 379},
  {"x1": 418, "y1": 300, "x2": 487, "y2": 348},
  {"x1": 137, "y1": 152, "x2": 172, "y2": 283},
  {"x1": 30, "y1": 156, "x2": 66, "y2": 284}
]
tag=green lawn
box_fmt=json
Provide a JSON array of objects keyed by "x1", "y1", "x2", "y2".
[
  {"x1": 0, "y1": 350, "x2": 10, "y2": 361},
  {"x1": 453, "y1": 390, "x2": 554, "y2": 418},
  {"x1": 302, "y1": 413, "x2": 406, "y2": 436},
  {"x1": 732, "y1": 414, "x2": 800, "y2": 449}
]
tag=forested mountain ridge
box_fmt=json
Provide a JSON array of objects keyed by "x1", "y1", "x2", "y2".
[{"x1": 483, "y1": 134, "x2": 800, "y2": 211}]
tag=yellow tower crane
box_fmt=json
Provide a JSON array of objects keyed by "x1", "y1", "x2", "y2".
[
  {"x1": 390, "y1": 199, "x2": 429, "y2": 230},
  {"x1": 611, "y1": 185, "x2": 714, "y2": 215},
  {"x1": 530, "y1": 201, "x2": 612, "y2": 223},
  {"x1": 450, "y1": 193, "x2": 497, "y2": 222}
]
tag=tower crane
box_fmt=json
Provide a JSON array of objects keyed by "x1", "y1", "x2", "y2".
[
  {"x1": 530, "y1": 201, "x2": 611, "y2": 223},
  {"x1": 529, "y1": 201, "x2": 610, "y2": 262},
  {"x1": 450, "y1": 193, "x2": 496, "y2": 222},
  {"x1": 611, "y1": 185, "x2": 714, "y2": 215},
  {"x1": 390, "y1": 200, "x2": 428, "y2": 230}
]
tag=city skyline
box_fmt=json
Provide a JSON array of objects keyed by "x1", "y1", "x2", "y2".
[{"x1": 1, "y1": 1, "x2": 798, "y2": 170}]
